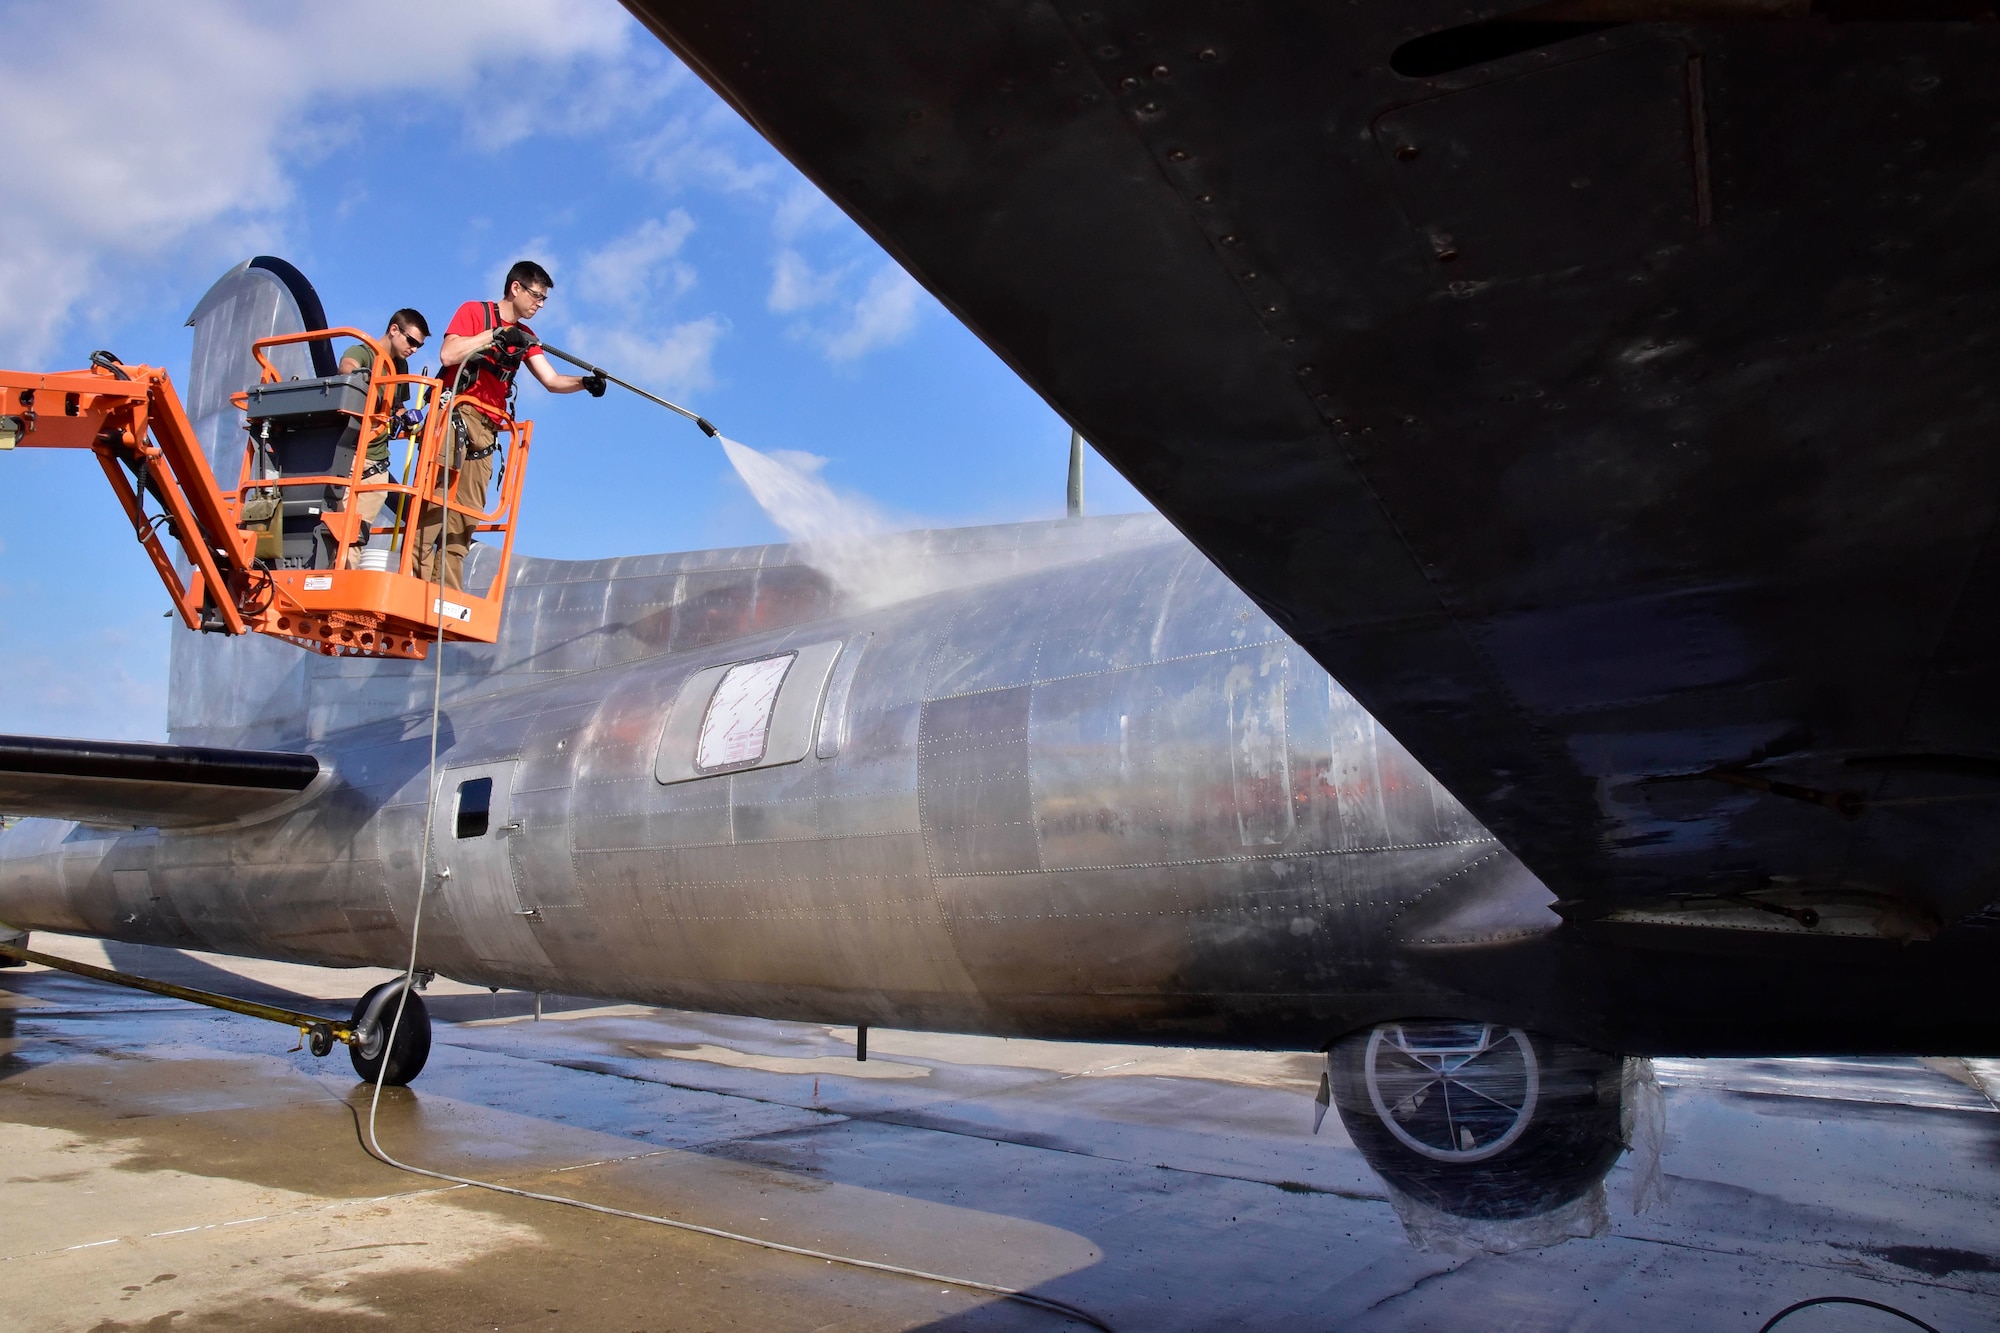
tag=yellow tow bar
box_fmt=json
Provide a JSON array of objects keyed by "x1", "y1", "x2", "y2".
[{"x1": 0, "y1": 940, "x2": 357, "y2": 1056}]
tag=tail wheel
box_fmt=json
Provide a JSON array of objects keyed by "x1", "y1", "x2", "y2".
[
  {"x1": 349, "y1": 979, "x2": 431, "y2": 1086},
  {"x1": 1330, "y1": 1020, "x2": 1625, "y2": 1220}
]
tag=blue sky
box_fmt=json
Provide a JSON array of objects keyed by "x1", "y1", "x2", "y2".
[{"x1": 0, "y1": 0, "x2": 1150, "y2": 741}]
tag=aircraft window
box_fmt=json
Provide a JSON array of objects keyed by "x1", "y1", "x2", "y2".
[
  {"x1": 697, "y1": 654, "x2": 795, "y2": 770},
  {"x1": 655, "y1": 641, "x2": 846, "y2": 785},
  {"x1": 455, "y1": 776, "x2": 493, "y2": 839}
]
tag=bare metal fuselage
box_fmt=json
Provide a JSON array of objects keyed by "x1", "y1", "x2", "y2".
[{"x1": 0, "y1": 515, "x2": 1556, "y2": 1049}]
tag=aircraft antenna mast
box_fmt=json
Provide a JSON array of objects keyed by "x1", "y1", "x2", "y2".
[{"x1": 1067, "y1": 428, "x2": 1086, "y2": 518}]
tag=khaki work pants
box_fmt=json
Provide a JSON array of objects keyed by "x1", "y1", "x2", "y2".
[
  {"x1": 341, "y1": 460, "x2": 393, "y2": 570},
  {"x1": 414, "y1": 405, "x2": 496, "y2": 591}
]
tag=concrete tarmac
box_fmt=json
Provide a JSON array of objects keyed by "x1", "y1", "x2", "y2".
[{"x1": 1, "y1": 934, "x2": 1996, "y2": 1331}]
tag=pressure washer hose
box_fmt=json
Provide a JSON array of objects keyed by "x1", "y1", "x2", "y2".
[
  {"x1": 353, "y1": 376, "x2": 1111, "y2": 1332},
  {"x1": 536, "y1": 342, "x2": 719, "y2": 437}
]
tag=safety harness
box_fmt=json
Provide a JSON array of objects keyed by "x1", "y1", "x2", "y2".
[
  {"x1": 446, "y1": 302, "x2": 527, "y2": 465},
  {"x1": 455, "y1": 302, "x2": 528, "y2": 408}
]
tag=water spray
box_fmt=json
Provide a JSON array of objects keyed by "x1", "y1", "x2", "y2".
[{"x1": 537, "y1": 342, "x2": 719, "y2": 438}]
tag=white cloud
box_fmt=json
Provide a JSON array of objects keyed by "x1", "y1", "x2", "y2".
[
  {"x1": 558, "y1": 214, "x2": 715, "y2": 399},
  {"x1": 1, "y1": 0, "x2": 638, "y2": 363},
  {"x1": 820, "y1": 265, "x2": 925, "y2": 363},
  {"x1": 559, "y1": 317, "x2": 726, "y2": 398},
  {"x1": 632, "y1": 104, "x2": 781, "y2": 195},
  {"x1": 767, "y1": 249, "x2": 848, "y2": 314},
  {"x1": 772, "y1": 182, "x2": 836, "y2": 243},
  {"x1": 578, "y1": 212, "x2": 697, "y2": 309},
  {"x1": 465, "y1": 39, "x2": 683, "y2": 151},
  {"x1": 602, "y1": 77, "x2": 918, "y2": 366},
  {"x1": 763, "y1": 183, "x2": 926, "y2": 363}
]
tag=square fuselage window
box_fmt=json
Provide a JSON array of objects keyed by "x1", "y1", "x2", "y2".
[
  {"x1": 696, "y1": 655, "x2": 794, "y2": 770},
  {"x1": 455, "y1": 776, "x2": 493, "y2": 839}
]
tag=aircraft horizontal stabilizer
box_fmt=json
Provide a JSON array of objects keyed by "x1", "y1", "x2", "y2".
[{"x1": 0, "y1": 734, "x2": 318, "y2": 829}]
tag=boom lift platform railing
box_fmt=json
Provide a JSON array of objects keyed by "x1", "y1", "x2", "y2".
[{"x1": 0, "y1": 330, "x2": 530, "y2": 660}]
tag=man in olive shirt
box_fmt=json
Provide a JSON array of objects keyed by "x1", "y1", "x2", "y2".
[{"x1": 337, "y1": 309, "x2": 429, "y2": 569}]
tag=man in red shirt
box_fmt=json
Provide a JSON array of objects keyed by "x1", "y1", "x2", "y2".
[{"x1": 417, "y1": 260, "x2": 603, "y2": 589}]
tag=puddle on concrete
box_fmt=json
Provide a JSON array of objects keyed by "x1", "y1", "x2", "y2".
[
  {"x1": 620, "y1": 1041, "x2": 934, "y2": 1081},
  {"x1": 9, "y1": 941, "x2": 1999, "y2": 1331},
  {"x1": 0, "y1": 1010, "x2": 1101, "y2": 1332},
  {"x1": 823, "y1": 1027, "x2": 1324, "y2": 1093}
]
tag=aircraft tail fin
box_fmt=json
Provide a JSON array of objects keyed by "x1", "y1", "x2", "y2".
[{"x1": 168, "y1": 257, "x2": 333, "y2": 748}]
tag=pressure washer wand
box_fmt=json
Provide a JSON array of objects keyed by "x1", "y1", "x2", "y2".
[{"x1": 536, "y1": 343, "x2": 719, "y2": 438}]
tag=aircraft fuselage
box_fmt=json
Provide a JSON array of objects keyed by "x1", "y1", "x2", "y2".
[
  {"x1": 0, "y1": 522, "x2": 1557, "y2": 1048},
  {"x1": 2, "y1": 520, "x2": 1995, "y2": 1056}
]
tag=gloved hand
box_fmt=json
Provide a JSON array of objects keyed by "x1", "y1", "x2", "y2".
[
  {"x1": 491, "y1": 325, "x2": 535, "y2": 353},
  {"x1": 581, "y1": 372, "x2": 607, "y2": 398}
]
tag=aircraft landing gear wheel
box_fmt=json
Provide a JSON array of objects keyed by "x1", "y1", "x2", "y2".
[
  {"x1": 1328, "y1": 1020, "x2": 1625, "y2": 1220},
  {"x1": 349, "y1": 979, "x2": 431, "y2": 1086}
]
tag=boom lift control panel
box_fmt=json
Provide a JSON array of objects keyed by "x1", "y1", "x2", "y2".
[{"x1": 0, "y1": 330, "x2": 529, "y2": 660}]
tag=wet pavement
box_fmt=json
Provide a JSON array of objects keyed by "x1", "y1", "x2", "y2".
[{"x1": 1, "y1": 934, "x2": 1996, "y2": 1331}]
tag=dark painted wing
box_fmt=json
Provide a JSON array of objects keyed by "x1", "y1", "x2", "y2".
[
  {"x1": 631, "y1": 3, "x2": 2000, "y2": 932},
  {"x1": 0, "y1": 735, "x2": 319, "y2": 829}
]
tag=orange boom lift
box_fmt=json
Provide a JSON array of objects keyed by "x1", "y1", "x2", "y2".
[{"x1": 0, "y1": 332, "x2": 530, "y2": 660}]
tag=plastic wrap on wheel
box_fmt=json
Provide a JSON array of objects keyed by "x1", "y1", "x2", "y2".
[
  {"x1": 1621, "y1": 1055, "x2": 1668, "y2": 1215},
  {"x1": 1387, "y1": 1177, "x2": 1609, "y2": 1256},
  {"x1": 1328, "y1": 1021, "x2": 1647, "y2": 1252}
]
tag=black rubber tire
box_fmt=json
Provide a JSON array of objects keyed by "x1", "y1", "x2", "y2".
[
  {"x1": 1329, "y1": 1020, "x2": 1626, "y2": 1221},
  {"x1": 349, "y1": 980, "x2": 431, "y2": 1086}
]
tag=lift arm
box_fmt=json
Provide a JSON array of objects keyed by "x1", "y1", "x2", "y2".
[
  {"x1": 0, "y1": 358, "x2": 252, "y2": 633},
  {"x1": 0, "y1": 337, "x2": 531, "y2": 661}
]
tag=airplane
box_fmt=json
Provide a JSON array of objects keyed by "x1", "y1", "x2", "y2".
[
  {"x1": 7, "y1": 0, "x2": 2000, "y2": 1233},
  {"x1": 0, "y1": 257, "x2": 1642, "y2": 1227}
]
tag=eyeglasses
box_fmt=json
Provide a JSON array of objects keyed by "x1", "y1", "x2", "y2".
[
  {"x1": 396, "y1": 330, "x2": 425, "y2": 351},
  {"x1": 518, "y1": 287, "x2": 550, "y2": 305}
]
